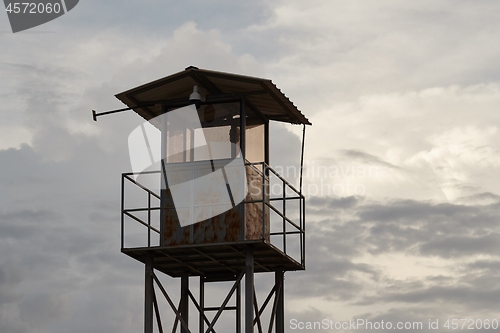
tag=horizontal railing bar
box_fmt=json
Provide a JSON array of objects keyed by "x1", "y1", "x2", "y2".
[
  {"x1": 242, "y1": 200, "x2": 302, "y2": 231},
  {"x1": 123, "y1": 163, "x2": 303, "y2": 200},
  {"x1": 122, "y1": 170, "x2": 161, "y2": 176},
  {"x1": 203, "y1": 306, "x2": 237, "y2": 311},
  {"x1": 269, "y1": 196, "x2": 303, "y2": 201},
  {"x1": 266, "y1": 203, "x2": 302, "y2": 231},
  {"x1": 270, "y1": 231, "x2": 302, "y2": 235},
  {"x1": 266, "y1": 169, "x2": 301, "y2": 195},
  {"x1": 244, "y1": 197, "x2": 303, "y2": 203},
  {"x1": 246, "y1": 161, "x2": 302, "y2": 197},
  {"x1": 124, "y1": 207, "x2": 162, "y2": 212},
  {"x1": 123, "y1": 175, "x2": 161, "y2": 200},
  {"x1": 123, "y1": 211, "x2": 160, "y2": 234}
]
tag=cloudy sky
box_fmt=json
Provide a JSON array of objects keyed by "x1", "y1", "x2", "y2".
[{"x1": 1, "y1": 1, "x2": 500, "y2": 332}]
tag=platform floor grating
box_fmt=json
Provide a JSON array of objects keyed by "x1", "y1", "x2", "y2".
[{"x1": 121, "y1": 240, "x2": 304, "y2": 279}]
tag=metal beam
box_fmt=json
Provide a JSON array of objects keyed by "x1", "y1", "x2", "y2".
[
  {"x1": 181, "y1": 275, "x2": 189, "y2": 333},
  {"x1": 186, "y1": 289, "x2": 216, "y2": 333},
  {"x1": 253, "y1": 286, "x2": 276, "y2": 325},
  {"x1": 152, "y1": 273, "x2": 192, "y2": 333},
  {"x1": 245, "y1": 248, "x2": 254, "y2": 333},
  {"x1": 275, "y1": 271, "x2": 284, "y2": 333},
  {"x1": 145, "y1": 256, "x2": 154, "y2": 333},
  {"x1": 237, "y1": 281, "x2": 241, "y2": 333},
  {"x1": 253, "y1": 291, "x2": 263, "y2": 333},
  {"x1": 152, "y1": 288, "x2": 164, "y2": 333},
  {"x1": 205, "y1": 271, "x2": 245, "y2": 333},
  {"x1": 200, "y1": 277, "x2": 205, "y2": 333}
]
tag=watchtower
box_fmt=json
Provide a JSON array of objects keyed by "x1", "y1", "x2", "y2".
[{"x1": 94, "y1": 67, "x2": 311, "y2": 333}]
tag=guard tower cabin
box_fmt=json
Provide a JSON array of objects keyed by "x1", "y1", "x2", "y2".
[{"x1": 115, "y1": 67, "x2": 311, "y2": 333}]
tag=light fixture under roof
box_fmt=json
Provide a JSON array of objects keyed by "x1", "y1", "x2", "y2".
[{"x1": 189, "y1": 85, "x2": 201, "y2": 103}]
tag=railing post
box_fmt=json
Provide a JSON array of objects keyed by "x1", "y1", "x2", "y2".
[
  {"x1": 275, "y1": 270, "x2": 284, "y2": 333},
  {"x1": 199, "y1": 276, "x2": 205, "y2": 333},
  {"x1": 121, "y1": 174, "x2": 125, "y2": 249},
  {"x1": 300, "y1": 195, "x2": 303, "y2": 266},
  {"x1": 245, "y1": 248, "x2": 254, "y2": 333},
  {"x1": 302, "y1": 196, "x2": 306, "y2": 267},
  {"x1": 236, "y1": 279, "x2": 241, "y2": 333},
  {"x1": 262, "y1": 162, "x2": 265, "y2": 240},
  {"x1": 180, "y1": 274, "x2": 189, "y2": 333},
  {"x1": 148, "y1": 192, "x2": 151, "y2": 247},
  {"x1": 282, "y1": 179, "x2": 286, "y2": 255},
  {"x1": 144, "y1": 256, "x2": 154, "y2": 333}
]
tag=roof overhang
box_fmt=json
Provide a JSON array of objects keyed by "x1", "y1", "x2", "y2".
[{"x1": 115, "y1": 67, "x2": 311, "y2": 125}]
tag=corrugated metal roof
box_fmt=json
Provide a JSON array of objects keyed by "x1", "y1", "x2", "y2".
[{"x1": 115, "y1": 67, "x2": 311, "y2": 125}]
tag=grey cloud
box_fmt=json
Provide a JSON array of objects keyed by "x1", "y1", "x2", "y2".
[
  {"x1": 309, "y1": 195, "x2": 360, "y2": 210},
  {"x1": 340, "y1": 149, "x2": 402, "y2": 170},
  {"x1": 250, "y1": 1, "x2": 500, "y2": 107},
  {"x1": 328, "y1": 197, "x2": 500, "y2": 257},
  {"x1": 465, "y1": 259, "x2": 500, "y2": 272},
  {"x1": 363, "y1": 285, "x2": 500, "y2": 311},
  {"x1": 420, "y1": 234, "x2": 500, "y2": 258},
  {"x1": 358, "y1": 200, "x2": 500, "y2": 257},
  {"x1": 456, "y1": 192, "x2": 500, "y2": 205},
  {"x1": 0, "y1": 128, "x2": 144, "y2": 333},
  {"x1": 282, "y1": 194, "x2": 500, "y2": 312},
  {"x1": 286, "y1": 219, "x2": 381, "y2": 301}
]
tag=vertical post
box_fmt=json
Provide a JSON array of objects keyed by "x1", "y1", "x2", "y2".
[
  {"x1": 160, "y1": 103, "x2": 167, "y2": 247},
  {"x1": 245, "y1": 248, "x2": 254, "y2": 333},
  {"x1": 240, "y1": 97, "x2": 247, "y2": 241},
  {"x1": 299, "y1": 124, "x2": 306, "y2": 194},
  {"x1": 240, "y1": 97, "x2": 246, "y2": 158},
  {"x1": 236, "y1": 280, "x2": 241, "y2": 333},
  {"x1": 121, "y1": 174, "x2": 125, "y2": 249},
  {"x1": 262, "y1": 163, "x2": 265, "y2": 240},
  {"x1": 264, "y1": 120, "x2": 270, "y2": 173},
  {"x1": 181, "y1": 274, "x2": 189, "y2": 333},
  {"x1": 199, "y1": 276, "x2": 205, "y2": 333},
  {"x1": 145, "y1": 256, "x2": 154, "y2": 333},
  {"x1": 275, "y1": 270, "x2": 284, "y2": 333},
  {"x1": 183, "y1": 127, "x2": 187, "y2": 162},
  {"x1": 300, "y1": 124, "x2": 306, "y2": 267},
  {"x1": 282, "y1": 179, "x2": 286, "y2": 255},
  {"x1": 148, "y1": 193, "x2": 151, "y2": 247},
  {"x1": 300, "y1": 195, "x2": 303, "y2": 266},
  {"x1": 190, "y1": 127, "x2": 195, "y2": 162},
  {"x1": 302, "y1": 197, "x2": 306, "y2": 267}
]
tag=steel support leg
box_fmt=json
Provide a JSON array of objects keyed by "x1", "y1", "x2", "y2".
[
  {"x1": 237, "y1": 281, "x2": 241, "y2": 333},
  {"x1": 181, "y1": 274, "x2": 189, "y2": 333},
  {"x1": 275, "y1": 271, "x2": 284, "y2": 333},
  {"x1": 145, "y1": 256, "x2": 154, "y2": 333},
  {"x1": 199, "y1": 276, "x2": 204, "y2": 333},
  {"x1": 245, "y1": 248, "x2": 254, "y2": 333}
]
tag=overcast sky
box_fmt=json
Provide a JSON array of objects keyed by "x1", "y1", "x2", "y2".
[{"x1": 1, "y1": 1, "x2": 500, "y2": 332}]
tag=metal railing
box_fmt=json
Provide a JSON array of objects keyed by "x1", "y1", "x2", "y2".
[
  {"x1": 121, "y1": 170, "x2": 162, "y2": 249},
  {"x1": 246, "y1": 162, "x2": 305, "y2": 267},
  {"x1": 121, "y1": 162, "x2": 305, "y2": 266}
]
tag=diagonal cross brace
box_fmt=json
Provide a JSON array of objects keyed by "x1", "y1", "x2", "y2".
[
  {"x1": 152, "y1": 273, "x2": 192, "y2": 333},
  {"x1": 205, "y1": 271, "x2": 245, "y2": 333}
]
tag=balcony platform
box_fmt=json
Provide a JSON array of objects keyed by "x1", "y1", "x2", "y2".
[{"x1": 121, "y1": 240, "x2": 304, "y2": 279}]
